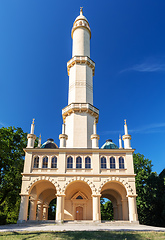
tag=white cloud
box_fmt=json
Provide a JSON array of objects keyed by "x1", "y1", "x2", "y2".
[
  {"x1": 0, "y1": 121, "x2": 8, "y2": 127},
  {"x1": 101, "y1": 122, "x2": 165, "y2": 135},
  {"x1": 128, "y1": 122, "x2": 165, "y2": 134},
  {"x1": 120, "y1": 59, "x2": 165, "y2": 73}
]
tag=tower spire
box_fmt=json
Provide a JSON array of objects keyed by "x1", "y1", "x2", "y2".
[
  {"x1": 122, "y1": 119, "x2": 132, "y2": 149},
  {"x1": 119, "y1": 134, "x2": 123, "y2": 149},
  {"x1": 27, "y1": 119, "x2": 36, "y2": 148},
  {"x1": 80, "y1": 7, "x2": 83, "y2": 15},
  {"x1": 62, "y1": 10, "x2": 99, "y2": 148}
]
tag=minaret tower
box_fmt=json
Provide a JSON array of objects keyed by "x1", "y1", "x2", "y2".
[{"x1": 62, "y1": 8, "x2": 99, "y2": 148}]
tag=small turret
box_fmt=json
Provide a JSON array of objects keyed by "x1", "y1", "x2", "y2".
[
  {"x1": 122, "y1": 119, "x2": 132, "y2": 149},
  {"x1": 119, "y1": 135, "x2": 123, "y2": 149},
  {"x1": 27, "y1": 119, "x2": 36, "y2": 148},
  {"x1": 38, "y1": 134, "x2": 41, "y2": 148},
  {"x1": 59, "y1": 122, "x2": 68, "y2": 148},
  {"x1": 71, "y1": 7, "x2": 91, "y2": 57},
  {"x1": 91, "y1": 119, "x2": 100, "y2": 148}
]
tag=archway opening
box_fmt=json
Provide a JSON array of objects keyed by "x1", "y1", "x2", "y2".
[
  {"x1": 101, "y1": 181, "x2": 129, "y2": 221},
  {"x1": 64, "y1": 180, "x2": 92, "y2": 221},
  {"x1": 48, "y1": 198, "x2": 56, "y2": 220},
  {"x1": 100, "y1": 197, "x2": 114, "y2": 221},
  {"x1": 28, "y1": 180, "x2": 57, "y2": 221}
]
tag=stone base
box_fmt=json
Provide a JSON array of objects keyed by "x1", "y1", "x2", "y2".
[
  {"x1": 55, "y1": 220, "x2": 64, "y2": 224},
  {"x1": 129, "y1": 220, "x2": 139, "y2": 224},
  {"x1": 17, "y1": 220, "x2": 27, "y2": 224}
]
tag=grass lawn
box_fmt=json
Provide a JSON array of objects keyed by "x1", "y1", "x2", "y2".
[{"x1": 0, "y1": 231, "x2": 165, "y2": 240}]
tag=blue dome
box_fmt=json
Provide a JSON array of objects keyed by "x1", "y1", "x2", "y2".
[
  {"x1": 41, "y1": 138, "x2": 58, "y2": 149},
  {"x1": 101, "y1": 139, "x2": 118, "y2": 149}
]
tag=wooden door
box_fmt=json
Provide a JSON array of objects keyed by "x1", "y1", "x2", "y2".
[{"x1": 76, "y1": 206, "x2": 83, "y2": 220}]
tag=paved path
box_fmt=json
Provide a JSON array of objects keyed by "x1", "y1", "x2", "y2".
[{"x1": 0, "y1": 222, "x2": 165, "y2": 232}]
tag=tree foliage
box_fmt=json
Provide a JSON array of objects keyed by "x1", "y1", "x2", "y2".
[
  {"x1": 133, "y1": 153, "x2": 165, "y2": 227},
  {"x1": 48, "y1": 198, "x2": 56, "y2": 220},
  {"x1": 0, "y1": 127, "x2": 27, "y2": 224},
  {"x1": 100, "y1": 198, "x2": 114, "y2": 221}
]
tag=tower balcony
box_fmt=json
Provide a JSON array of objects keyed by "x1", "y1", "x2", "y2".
[
  {"x1": 67, "y1": 56, "x2": 95, "y2": 76},
  {"x1": 62, "y1": 103, "x2": 99, "y2": 123}
]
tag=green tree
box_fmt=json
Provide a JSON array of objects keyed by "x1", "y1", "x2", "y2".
[
  {"x1": 133, "y1": 153, "x2": 165, "y2": 227},
  {"x1": 0, "y1": 127, "x2": 27, "y2": 224},
  {"x1": 100, "y1": 198, "x2": 114, "y2": 220},
  {"x1": 48, "y1": 198, "x2": 56, "y2": 220}
]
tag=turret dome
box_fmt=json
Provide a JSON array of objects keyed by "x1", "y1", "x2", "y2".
[
  {"x1": 71, "y1": 8, "x2": 91, "y2": 39},
  {"x1": 101, "y1": 139, "x2": 119, "y2": 149},
  {"x1": 41, "y1": 138, "x2": 58, "y2": 149}
]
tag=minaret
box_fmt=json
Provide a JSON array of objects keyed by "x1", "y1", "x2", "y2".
[
  {"x1": 122, "y1": 120, "x2": 132, "y2": 149},
  {"x1": 119, "y1": 135, "x2": 123, "y2": 149},
  {"x1": 38, "y1": 134, "x2": 41, "y2": 148},
  {"x1": 91, "y1": 119, "x2": 100, "y2": 148},
  {"x1": 62, "y1": 8, "x2": 99, "y2": 148},
  {"x1": 27, "y1": 119, "x2": 36, "y2": 148},
  {"x1": 59, "y1": 122, "x2": 68, "y2": 148}
]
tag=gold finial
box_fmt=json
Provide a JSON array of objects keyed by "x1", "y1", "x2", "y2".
[
  {"x1": 80, "y1": 7, "x2": 83, "y2": 15},
  {"x1": 39, "y1": 134, "x2": 41, "y2": 138},
  {"x1": 119, "y1": 134, "x2": 121, "y2": 139},
  {"x1": 32, "y1": 118, "x2": 35, "y2": 124},
  {"x1": 124, "y1": 119, "x2": 127, "y2": 125}
]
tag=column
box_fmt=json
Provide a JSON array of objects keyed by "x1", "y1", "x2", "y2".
[
  {"x1": 29, "y1": 199, "x2": 37, "y2": 220},
  {"x1": 113, "y1": 205, "x2": 118, "y2": 220},
  {"x1": 117, "y1": 203, "x2": 122, "y2": 220},
  {"x1": 37, "y1": 203, "x2": 43, "y2": 220},
  {"x1": 122, "y1": 199, "x2": 129, "y2": 220},
  {"x1": 43, "y1": 205, "x2": 49, "y2": 220},
  {"x1": 92, "y1": 194, "x2": 101, "y2": 222},
  {"x1": 128, "y1": 196, "x2": 138, "y2": 222},
  {"x1": 56, "y1": 194, "x2": 65, "y2": 222},
  {"x1": 17, "y1": 194, "x2": 29, "y2": 223}
]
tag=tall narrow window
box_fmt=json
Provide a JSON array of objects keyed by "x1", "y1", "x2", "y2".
[
  {"x1": 85, "y1": 156, "x2": 91, "y2": 169},
  {"x1": 101, "y1": 157, "x2": 106, "y2": 169},
  {"x1": 119, "y1": 157, "x2": 124, "y2": 169},
  {"x1": 67, "y1": 156, "x2": 73, "y2": 168},
  {"x1": 33, "y1": 156, "x2": 39, "y2": 168},
  {"x1": 110, "y1": 157, "x2": 115, "y2": 169},
  {"x1": 76, "y1": 156, "x2": 82, "y2": 168},
  {"x1": 51, "y1": 156, "x2": 57, "y2": 168},
  {"x1": 42, "y1": 156, "x2": 48, "y2": 168}
]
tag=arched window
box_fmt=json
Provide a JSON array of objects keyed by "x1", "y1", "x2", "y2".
[
  {"x1": 67, "y1": 156, "x2": 73, "y2": 168},
  {"x1": 76, "y1": 156, "x2": 82, "y2": 168},
  {"x1": 110, "y1": 157, "x2": 115, "y2": 169},
  {"x1": 33, "y1": 156, "x2": 39, "y2": 168},
  {"x1": 51, "y1": 156, "x2": 57, "y2": 168},
  {"x1": 76, "y1": 195, "x2": 83, "y2": 199},
  {"x1": 42, "y1": 156, "x2": 48, "y2": 168},
  {"x1": 85, "y1": 156, "x2": 91, "y2": 169},
  {"x1": 101, "y1": 157, "x2": 106, "y2": 169},
  {"x1": 119, "y1": 157, "x2": 124, "y2": 169}
]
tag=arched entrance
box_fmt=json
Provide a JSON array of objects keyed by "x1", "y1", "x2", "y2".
[
  {"x1": 28, "y1": 180, "x2": 57, "y2": 221},
  {"x1": 64, "y1": 181, "x2": 92, "y2": 220},
  {"x1": 101, "y1": 181, "x2": 129, "y2": 221}
]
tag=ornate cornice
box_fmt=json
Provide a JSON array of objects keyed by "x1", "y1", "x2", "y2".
[
  {"x1": 62, "y1": 103, "x2": 99, "y2": 123},
  {"x1": 71, "y1": 18, "x2": 91, "y2": 39},
  {"x1": 122, "y1": 134, "x2": 132, "y2": 140},
  {"x1": 67, "y1": 56, "x2": 95, "y2": 76},
  {"x1": 27, "y1": 133, "x2": 36, "y2": 140}
]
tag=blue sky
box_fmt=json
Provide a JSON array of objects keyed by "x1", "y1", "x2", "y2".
[{"x1": 0, "y1": 1, "x2": 165, "y2": 174}]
